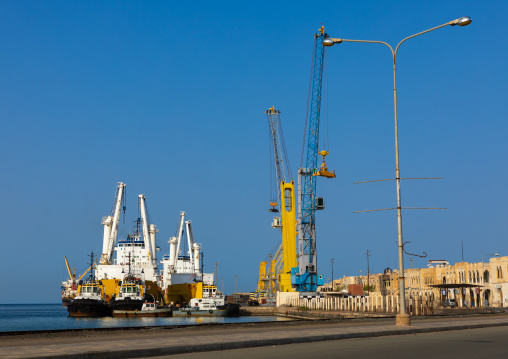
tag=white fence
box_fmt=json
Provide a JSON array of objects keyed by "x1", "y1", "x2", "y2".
[{"x1": 279, "y1": 293, "x2": 434, "y2": 316}]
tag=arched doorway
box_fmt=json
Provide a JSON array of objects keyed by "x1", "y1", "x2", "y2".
[{"x1": 484, "y1": 289, "x2": 491, "y2": 308}]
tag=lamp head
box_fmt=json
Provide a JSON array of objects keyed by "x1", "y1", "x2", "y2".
[
  {"x1": 322, "y1": 38, "x2": 335, "y2": 47},
  {"x1": 458, "y1": 16, "x2": 472, "y2": 26},
  {"x1": 450, "y1": 16, "x2": 472, "y2": 26},
  {"x1": 322, "y1": 38, "x2": 342, "y2": 47}
]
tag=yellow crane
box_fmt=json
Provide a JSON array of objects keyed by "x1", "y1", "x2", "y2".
[
  {"x1": 64, "y1": 256, "x2": 74, "y2": 280},
  {"x1": 64, "y1": 256, "x2": 92, "y2": 281},
  {"x1": 255, "y1": 107, "x2": 297, "y2": 296}
]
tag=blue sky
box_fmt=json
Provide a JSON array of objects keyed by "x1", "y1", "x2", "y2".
[{"x1": 0, "y1": 1, "x2": 506, "y2": 303}]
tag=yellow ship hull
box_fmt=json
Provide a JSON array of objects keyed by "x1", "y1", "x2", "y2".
[{"x1": 163, "y1": 282, "x2": 202, "y2": 306}]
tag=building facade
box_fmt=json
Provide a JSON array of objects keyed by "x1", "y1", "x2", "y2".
[{"x1": 332, "y1": 256, "x2": 508, "y2": 308}]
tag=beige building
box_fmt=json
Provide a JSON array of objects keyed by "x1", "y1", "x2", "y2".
[{"x1": 332, "y1": 256, "x2": 508, "y2": 308}]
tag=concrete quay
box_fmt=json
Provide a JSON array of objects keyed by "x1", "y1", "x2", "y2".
[{"x1": 2, "y1": 314, "x2": 508, "y2": 359}]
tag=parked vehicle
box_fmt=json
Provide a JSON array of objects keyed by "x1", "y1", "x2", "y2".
[{"x1": 443, "y1": 298, "x2": 456, "y2": 308}]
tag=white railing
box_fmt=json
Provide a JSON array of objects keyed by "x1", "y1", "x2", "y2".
[{"x1": 279, "y1": 293, "x2": 435, "y2": 316}]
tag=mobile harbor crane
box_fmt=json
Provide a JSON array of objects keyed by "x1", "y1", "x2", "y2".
[
  {"x1": 256, "y1": 107, "x2": 297, "y2": 297},
  {"x1": 292, "y1": 25, "x2": 336, "y2": 293}
]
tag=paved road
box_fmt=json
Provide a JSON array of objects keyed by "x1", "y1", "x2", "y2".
[
  {"x1": 2, "y1": 315, "x2": 508, "y2": 358},
  {"x1": 160, "y1": 326, "x2": 508, "y2": 359}
]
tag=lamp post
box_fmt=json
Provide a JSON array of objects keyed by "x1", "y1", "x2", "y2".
[
  {"x1": 323, "y1": 16, "x2": 472, "y2": 326},
  {"x1": 366, "y1": 250, "x2": 371, "y2": 296},
  {"x1": 482, "y1": 253, "x2": 499, "y2": 266},
  {"x1": 330, "y1": 258, "x2": 335, "y2": 291}
]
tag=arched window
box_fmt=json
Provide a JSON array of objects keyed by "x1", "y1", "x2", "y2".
[{"x1": 484, "y1": 270, "x2": 490, "y2": 283}]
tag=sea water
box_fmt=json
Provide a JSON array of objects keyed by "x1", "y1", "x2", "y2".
[{"x1": 0, "y1": 304, "x2": 290, "y2": 332}]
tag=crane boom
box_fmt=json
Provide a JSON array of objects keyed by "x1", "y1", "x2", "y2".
[
  {"x1": 172, "y1": 211, "x2": 186, "y2": 268},
  {"x1": 64, "y1": 256, "x2": 73, "y2": 280},
  {"x1": 101, "y1": 182, "x2": 126, "y2": 264},
  {"x1": 266, "y1": 107, "x2": 292, "y2": 211},
  {"x1": 139, "y1": 194, "x2": 153, "y2": 263},
  {"x1": 77, "y1": 266, "x2": 92, "y2": 281},
  {"x1": 293, "y1": 26, "x2": 335, "y2": 292},
  {"x1": 185, "y1": 220, "x2": 202, "y2": 277}
]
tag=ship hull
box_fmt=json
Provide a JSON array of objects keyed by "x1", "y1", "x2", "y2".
[
  {"x1": 172, "y1": 308, "x2": 228, "y2": 317},
  {"x1": 109, "y1": 299, "x2": 144, "y2": 312},
  {"x1": 163, "y1": 282, "x2": 202, "y2": 306},
  {"x1": 67, "y1": 299, "x2": 111, "y2": 317},
  {"x1": 112, "y1": 308, "x2": 172, "y2": 317}
]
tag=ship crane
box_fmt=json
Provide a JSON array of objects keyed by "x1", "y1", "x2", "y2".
[
  {"x1": 185, "y1": 220, "x2": 202, "y2": 280},
  {"x1": 165, "y1": 212, "x2": 202, "y2": 281},
  {"x1": 293, "y1": 25, "x2": 336, "y2": 293},
  {"x1": 139, "y1": 194, "x2": 158, "y2": 268},
  {"x1": 100, "y1": 182, "x2": 126, "y2": 264},
  {"x1": 169, "y1": 211, "x2": 186, "y2": 271},
  {"x1": 64, "y1": 256, "x2": 75, "y2": 280},
  {"x1": 63, "y1": 256, "x2": 91, "y2": 282}
]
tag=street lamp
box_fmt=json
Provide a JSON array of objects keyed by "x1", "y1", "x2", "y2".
[
  {"x1": 330, "y1": 258, "x2": 335, "y2": 291},
  {"x1": 366, "y1": 250, "x2": 371, "y2": 296},
  {"x1": 482, "y1": 253, "x2": 499, "y2": 264},
  {"x1": 323, "y1": 16, "x2": 472, "y2": 326}
]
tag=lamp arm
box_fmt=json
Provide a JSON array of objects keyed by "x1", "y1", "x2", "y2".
[
  {"x1": 333, "y1": 39, "x2": 394, "y2": 56},
  {"x1": 394, "y1": 22, "x2": 450, "y2": 59}
]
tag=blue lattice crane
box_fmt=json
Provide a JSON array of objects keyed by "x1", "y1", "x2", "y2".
[{"x1": 292, "y1": 26, "x2": 336, "y2": 293}]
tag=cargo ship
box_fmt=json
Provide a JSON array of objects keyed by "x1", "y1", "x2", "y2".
[
  {"x1": 95, "y1": 183, "x2": 162, "y2": 304},
  {"x1": 160, "y1": 211, "x2": 217, "y2": 306}
]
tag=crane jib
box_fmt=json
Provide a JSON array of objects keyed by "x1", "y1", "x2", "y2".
[{"x1": 302, "y1": 33, "x2": 325, "y2": 225}]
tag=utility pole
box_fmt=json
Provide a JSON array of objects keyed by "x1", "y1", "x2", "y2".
[
  {"x1": 330, "y1": 258, "x2": 335, "y2": 291},
  {"x1": 214, "y1": 262, "x2": 218, "y2": 286},
  {"x1": 234, "y1": 275, "x2": 238, "y2": 304},
  {"x1": 365, "y1": 250, "x2": 371, "y2": 296},
  {"x1": 201, "y1": 252, "x2": 204, "y2": 276},
  {"x1": 268, "y1": 254, "x2": 273, "y2": 297}
]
